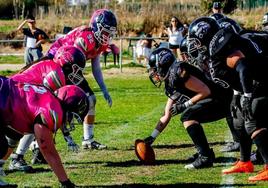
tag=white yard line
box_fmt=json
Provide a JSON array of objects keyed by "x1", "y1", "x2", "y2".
[{"x1": 220, "y1": 132, "x2": 235, "y2": 188}]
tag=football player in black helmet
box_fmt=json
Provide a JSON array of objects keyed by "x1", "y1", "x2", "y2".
[
  {"x1": 217, "y1": 17, "x2": 243, "y2": 34},
  {"x1": 205, "y1": 16, "x2": 268, "y2": 181},
  {"x1": 144, "y1": 47, "x2": 233, "y2": 169}
]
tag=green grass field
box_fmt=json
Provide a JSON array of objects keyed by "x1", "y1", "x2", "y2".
[{"x1": 2, "y1": 67, "x2": 267, "y2": 188}]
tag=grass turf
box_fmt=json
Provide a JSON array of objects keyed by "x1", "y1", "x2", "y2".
[{"x1": 3, "y1": 67, "x2": 266, "y2": 188}]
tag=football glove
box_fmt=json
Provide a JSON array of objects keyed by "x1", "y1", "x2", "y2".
[
  {"x1": 60, "y1": 179, "x2": 75, "y2": 188},
  {"x1": 64, "y1": 135, "x2": 79, "y2": 153},
  {"x1": 103, "y1": 91, "x2": 112, "y2": 107},
  {"x1": 169, "y1": 103, "x2": 187, "y2": 117},
  {"x1": 230, "y1": 94, "x2": 241, "y2": 118},
  {"x1": 241, "y1": 95, "x2": 253, "y2": 121},
  {"x1": 144, "y1": 136, "x2": 155, "y2": 145}
]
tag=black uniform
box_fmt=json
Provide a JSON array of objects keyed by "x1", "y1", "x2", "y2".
[
  {"x1": 209, "y1": 27, "x2": 268, "y2": 163},
  {"x1": 165, "y1": 61, "x2": 232, "y2": 123},
  {"x1": 164, "y1": 61, "x2": 233, "y2": 166}
]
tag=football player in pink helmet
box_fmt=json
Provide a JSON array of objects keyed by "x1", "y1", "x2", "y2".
[
  {"x1": 8, "y1": 45, "x2": 86, "y2": 172},
  {"x1": 0, "y1": 77, "x2": 89, "y2": 187},
  {"x1": 46, "y1": 9, "x2": 117, "y2": 151}
]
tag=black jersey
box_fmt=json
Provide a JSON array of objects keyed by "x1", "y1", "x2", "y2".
[
  {"x1": 165, "y1": 61, "x2": 232, "y2": 103},
  {"x1": 209, "y1": 27, "x2": 261, "y2": 61},
  {"x1": 240, "y1": 29, "x2": 268, "y2": 57},
  {"x1": 209, "y1": 27, "x2": 268, "y2": 94}
]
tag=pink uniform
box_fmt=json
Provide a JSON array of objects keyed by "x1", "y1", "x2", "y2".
[
  {"x1": 47, "y1": 26, "x2": 108, "y2": 60},
  {"x1": 10, "y1": 59, "x2": 66, "y2": 91},
  {"x1": 0, "y1": 77, "x2": 63, "y2": 135}
]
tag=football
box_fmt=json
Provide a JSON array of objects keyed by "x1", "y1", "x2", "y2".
[{"x1": 134, "y1": 139, "x2": 155, "y2": 165}]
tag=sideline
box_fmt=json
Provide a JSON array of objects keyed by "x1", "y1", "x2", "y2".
[{"x1": 0, "y1": 64, "x2": 24, "y2": 71}]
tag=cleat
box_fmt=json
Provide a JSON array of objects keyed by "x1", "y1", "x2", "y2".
[
  {"x1": 82, "y1": 140, "x2": 107, "y2": 150},
  {"x1": 185, "y1": 149, "x2": 214, "y2": 169},
  {"x1": 249, "y1": 165, "x2": 268, "y2": 181},
  {"x1": 9, "y1": 154, "x2": 33, "y2": 172},
  {"x1": 0, "y1": 167, "x2": 6, "y2": 177},
  {"x1": 222, "y1": 160, "x2": 254, "y2": 174},
  {"x1": 187, "y1": 152, "x2": 199, "y2": 162},
  {"x1": 31, "y1": 148, "x2": 47, "y2": 165},
  {"x1": 220, "y1": 142, "x2": 240, "y2": 152}
]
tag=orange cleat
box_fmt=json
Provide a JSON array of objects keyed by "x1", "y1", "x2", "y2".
[
  {"x1": 248, "y1": 165, "x2": 268, "y2": 182},
  {"x1": 222, "y1": 160, "x2": 254, "y2": 174}
]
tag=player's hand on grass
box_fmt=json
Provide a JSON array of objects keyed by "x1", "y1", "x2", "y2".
[
  {"x1": 64, "y1": 135, "x2": 79, "y2": 153},
  {"x1": 60, "y1": 179, "x2": 76, "y2": 188}
]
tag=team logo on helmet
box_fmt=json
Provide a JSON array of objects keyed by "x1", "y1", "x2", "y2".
[{"x1": 193, "y1": 21, "x2": 210, "y2": 39}]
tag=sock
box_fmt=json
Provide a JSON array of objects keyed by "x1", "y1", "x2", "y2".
[
  {"x1": 253, "y1": 130, "x2": 268, "y2": 164},
  {"x1": 83, "y1": 123, "x2": 94, "y2": 142},
  {"x1": 225, "y1": 115, "x2": 240, "y2": 143},
  {"x1": 186, "y1": 123, "x2": 210, "y2": 156},
  {"x1": 16, "y1": 134, "x2": 35, "y2": 155},
  {"x1": 239, "y1": 131, "x2": 252, "y2": 162}
]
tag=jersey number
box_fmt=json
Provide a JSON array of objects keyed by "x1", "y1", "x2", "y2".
[{"x1": 23, "y1": 84, "x2": 47, "y2": 94}]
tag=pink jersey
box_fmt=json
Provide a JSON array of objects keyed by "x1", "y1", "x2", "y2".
[
  {"x1": 47, "y1": 26, "x2": 108, "y2": 60},
  {"x1": 10, "y1": 60, "x2": 66, "y2": 91},
  {"x1": 0, "y1": 77, "x2": 63, "y2": 134}
]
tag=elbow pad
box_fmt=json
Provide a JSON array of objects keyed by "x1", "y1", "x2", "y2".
[{"x1": 235, "y1": 58, "x2": 253, "y2": 94}]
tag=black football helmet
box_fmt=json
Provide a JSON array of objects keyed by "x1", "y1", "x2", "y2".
[
  {"x1": 148, "y1": 47, "x2": 176, "y2": 87},
  {"x1": 187, "y1": 16, "x2": 220, "y2": 61},
  {"x1": 218, "y1": 17, "x2": 243, "y2": 34},
  {"x1": 210, "y1": 13, "x2": 225, "y2": 21}
]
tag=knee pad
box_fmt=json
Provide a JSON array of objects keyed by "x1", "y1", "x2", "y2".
[
  {"x1": 87, "y1": 94, "x2": 96, "y2": 116},
  {"x1": 6, "y1": 136, "x2": 18, "y2": 149}
]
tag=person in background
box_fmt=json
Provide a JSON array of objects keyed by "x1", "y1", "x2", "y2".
[
  {"x1": 164, "y1": 16, "x2": 185, "y2": 60},
  {"x1": 102, "y1": 43, "x2": 120, "y2": 66},
  {"x1": 135, "y1": 33, "x2": 153, "y2": 65},
  {"x1": 262, "y1": 12, "x2": 268, "y2": 32},
  {"x1": 16, "y1": 15, "x2": 49, "y2": 65},
  {"x1": 212, "y1": 2, "x2": 223, "y2": 14}
]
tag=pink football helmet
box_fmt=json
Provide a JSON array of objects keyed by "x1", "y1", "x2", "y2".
[
  {"x1": 90, "y1": 9, "x2": 117, "y2": 45},
  {"x1": 53, "y1": 46, "x2": 86, "y2": 85},
  {"x1": 55, "y1": 85, "x2": 89, "y2": 130}
]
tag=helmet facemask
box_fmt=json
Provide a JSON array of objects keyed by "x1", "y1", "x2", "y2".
[
  {"x1": 149, "y1": 67, "x2": 162, "y2": 87},
  {"x1": 94, "y1": 22, "x2": 116, "y2": 45}
]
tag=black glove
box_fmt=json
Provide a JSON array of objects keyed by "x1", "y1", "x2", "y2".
[
  {"x1": 242, "y1": 96, "x2": 253, "y2": 121},
  {"x1": 144, "y1": 136, "x2": 155, "y2": 145},
  {"x1": 60, "y1": 179, "x2": 75, "y2": 188},
  {"x1": 230, "y1": 94, "x2": 241, "y2": 118},
  {"x1": 169, "y1": 103, "x2": 187, "y2": 117}
]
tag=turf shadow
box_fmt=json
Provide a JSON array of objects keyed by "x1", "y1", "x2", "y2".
[
  {"x1": 75, "y1": 182, "x2": 256, "y2": 188},
  {"x1": 5, "y1": 167, "x2": 51, "y2": 174}
]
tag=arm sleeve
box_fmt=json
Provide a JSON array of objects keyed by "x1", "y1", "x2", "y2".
[
  {"x1": 235, "y1": 58, "x2": 253, "y2": 95},
  {"x1": 91, "y1": 56, "x2": 107, "y2": 92}
]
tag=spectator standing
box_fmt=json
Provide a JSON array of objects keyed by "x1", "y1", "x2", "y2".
[
  {"x1": 262, "y1": 12, "x2": 268, "y2": 32},
  {"x1": 164, "y1": 16, "x2": 185, "y2": 60},
  {"x1": 16, "y1": 15, "x2": 49, "y2": 65},
  {"x1": 135, "y1": 33, "x2": 153, "y2": 65},
  {"x1": 212, "y1": 2, "x2": 223, "y2": 14}
]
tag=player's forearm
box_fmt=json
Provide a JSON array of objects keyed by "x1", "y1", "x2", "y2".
[{"x1": 40, "y1": 146, "x2": 68, "y2": 181}]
